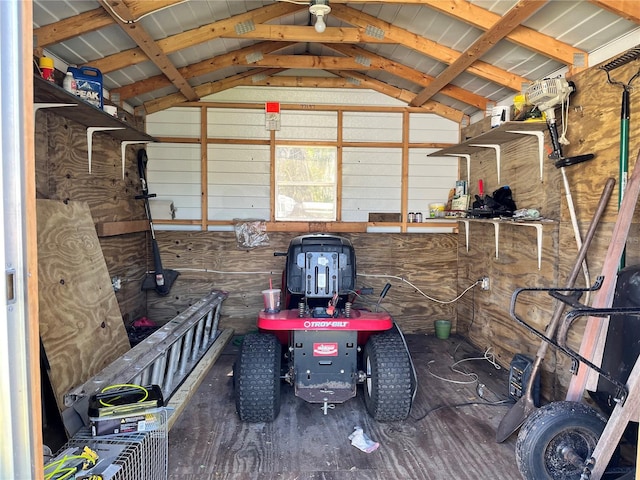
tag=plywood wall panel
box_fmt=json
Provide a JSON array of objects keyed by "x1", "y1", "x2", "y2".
[
  {"x1": 146, "y1": 231, "x2": 459, "y2": 335},
  {"x1": 456, "y1": 53, "x2": 640, "y2": 402},
  {"x1": 37, "y1": 200, "x2": 131, "y2": 411},
  {"x1": 36, "y1": 110, "x2": 149, "y2": 328}
]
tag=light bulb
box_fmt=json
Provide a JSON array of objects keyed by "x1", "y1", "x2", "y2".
[{"x1": 314, "y1": 14, "x2": 326, "y2": 33}]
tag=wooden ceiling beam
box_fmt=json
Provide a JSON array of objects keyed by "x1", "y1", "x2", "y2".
[
  {"x1": 33, "y1": 0, "x2": 183, "y2": 48},
  {"x1": 329, "y1": 4, "x2": 527, "y2": 91},
  {"x1": 112, "y1": 41, "x2": 294, "y2": 99},
  {"x1": 410, "y1": 0, "x2": 547, "y2": 107},
  {"x1": 590, "y1": 0, "x2": 640, "y2": 23},
  {"x1": 142, "y1": 67, "x2": 465, "y2": 123},
  {"x1": 87, "y1": 2, "x2": 302, "y2": 74},
  {"x1": 100, "y1": 0, "x2": 198, "y2": 101},
  {"x1": 142, "y1": 68, "x2": 284, "y2": 114},
  {"x1": 337, "y1": 0, "x2": 586, "y2": 66},
  {"x1": 328, "y1": 43, "x2": 488, "y2": 110},
  {"x1": 330, "y1": 71, "x2": 465, "y2": 123}
]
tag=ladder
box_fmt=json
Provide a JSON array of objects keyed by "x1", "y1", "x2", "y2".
[{"x1": 61, "y1": 289, "x2": 228, "y2": 436}]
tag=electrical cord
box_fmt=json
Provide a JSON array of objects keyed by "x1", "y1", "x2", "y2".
[
  {"x1": 358, "y1": 273, "x2": 481, "y2": 304},
  {"x1": 411, "y1": 399, "x2": 514, "y2": 422},
  {"x1": 97, "y1": 383, "x2": 149, "y2": 407},
  {"x1": 426, "y1": 346, "x2": 501, "y2": 388},
  {"x1": 44, "y1": 447, "x2": 98, "y2": 480},
  {"x1": 101, "y1": 0, "x2": 188, "y2": 24}
]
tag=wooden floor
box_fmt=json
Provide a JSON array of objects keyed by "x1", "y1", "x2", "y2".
[{"x1": 167, "y1": 333, "x2": 523, "y2": 480}]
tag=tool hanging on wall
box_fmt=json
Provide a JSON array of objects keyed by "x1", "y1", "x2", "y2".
[
  {"x1": 599, "y1": 44, "x2": 640, "y2": 270},
  {"x1": 526, "y1": 77, "x2": 595, "y2": 292},
  {"x1": 136, "y1": 148, "x2": 179, "y2": 296}
]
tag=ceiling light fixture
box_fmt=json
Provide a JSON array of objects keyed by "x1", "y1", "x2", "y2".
[{"x1": 309, "y1": 0, "x2": 330, "y2": 33}]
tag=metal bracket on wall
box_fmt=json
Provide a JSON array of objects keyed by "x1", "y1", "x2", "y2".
[
  {"x1": 445, "y1": 153, "x2": 471, "y2": 184},
  {"x1": 469, "y1": 144, "x2": 501, "y2": 183},
  {"x1": 506, "y1": 130, "x2": 545, "y2": 180},
  {"x1": 86, "y1": 126, "x2": 125, "y2": 173},
  {"x1": 460, "y1": 219, "x2": 545, "y2": 270},
  {"x1": 34, "y1": 103, "x2": 76, "y2": 113}
]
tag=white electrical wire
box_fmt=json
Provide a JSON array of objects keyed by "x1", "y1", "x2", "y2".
[
  {"x1": 171, "y1": 267, "x2": 277, "y2": 275},
  {"x1": 427, "y1": 347, "x2": 501, "y2": 387},
  {"x1": 102, "y1": 0, "x2": 188, "y2": 24},
  {"x1": 358, "y1": 272, "x2": 480, "y2": 304}
]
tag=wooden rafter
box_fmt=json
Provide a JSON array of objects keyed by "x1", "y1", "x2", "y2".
[
  {"x1": 330, "y1": 71, "x2": 465, "y2": 123},
  {"x1": 33, "y1": 1, "x2": 183, "y2": 48},
  {"x1": 86, "y1": 3, "x2": 303, "y2": 74},
  {"x1": 99, "y1": 0, "x2": 198, "y2": 101},
  {"x1": 590, "y1": 0, "x2": 640, "y2": 23},
  {"x1": 410, "y1": 0, "x2": 547, "y2": 107},
  {"x1": 330, "y1": 0, "x2": 587, "y2": 66},
  {"x1": 142, "y1": 68, "x2": 285, "y2": 114},
  {"x1": 329, "y1": 4, "x2": 528, "y2": 91},
  {"x1": 327, "y1": 43, "x2": 488, "y2": 110},
  {"x1": 111, "y1": 41, "x2": 294, "y2": 100}
]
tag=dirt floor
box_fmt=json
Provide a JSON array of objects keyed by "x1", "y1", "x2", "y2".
[{"x1": 167, "y1": 333, "x2": 526, "y2": 480}]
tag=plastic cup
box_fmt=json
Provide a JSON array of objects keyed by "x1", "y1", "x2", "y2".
[
  {"x1": 434, "y1": 320, "x2": 451, "y2": 340},
  {"x1": 262, "y1": 288, "x2": 281, "y2": 313}
]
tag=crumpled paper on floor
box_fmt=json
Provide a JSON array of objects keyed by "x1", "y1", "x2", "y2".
[{"x1": 348, "y1": 426, "x2": 379, "y2": 453}]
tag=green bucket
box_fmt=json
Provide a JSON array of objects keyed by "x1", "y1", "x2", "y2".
[{"x1": 434, "y1": 320, "x2": 451, "y2": 340}]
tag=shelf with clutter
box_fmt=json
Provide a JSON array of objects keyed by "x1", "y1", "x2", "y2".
[{"x1": 34, "y1": 72, "x2": 156, "y2": 177}]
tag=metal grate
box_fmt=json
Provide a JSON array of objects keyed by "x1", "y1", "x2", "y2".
[{"x1": 50, "y1": 409, "x2": 168, "y2": 480}]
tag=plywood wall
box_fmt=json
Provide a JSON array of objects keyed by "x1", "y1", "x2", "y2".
[
  {"x1": 35, "y1": 110, "x2": 149, "y2": 325},
  {"x1": 146, "y1": 230, "x2": 460, "y2": 336},
  {"x1": 457, "y1": 54, "x2": 640, "y2": 402}
]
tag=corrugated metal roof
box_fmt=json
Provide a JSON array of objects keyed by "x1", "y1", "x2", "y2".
[{"x1": 32, "y1": 0, "x2": 640, "y2": 120}]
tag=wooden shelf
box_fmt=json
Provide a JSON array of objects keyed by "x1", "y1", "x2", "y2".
[
  {"x1": 34, "y1": 75, "x2": 156, "y2": 143},
  {"x1": 459, "y1": 218, "x2": 557, "y2": 269},
  {"x1": 34, "y1": 75, "x2": 157, "y2": 177},
  {"x1": 95, "y1": 220, "x2": 150, "y2": 237},
  {"x1": 429, "y1": 121, "x2": 547, "y2": 183}
]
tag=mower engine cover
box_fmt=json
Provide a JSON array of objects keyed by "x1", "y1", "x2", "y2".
[{"x1": 285, "y1": 234, "x2": 356, "y2": 297}]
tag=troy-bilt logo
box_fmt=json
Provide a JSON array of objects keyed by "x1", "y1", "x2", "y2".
[
  {"x1": 314, "y1": 343, "x2": 338, "y2": 356},
  {"x1": 303, "y1": 320, "x2": 349, "y2": 328}
]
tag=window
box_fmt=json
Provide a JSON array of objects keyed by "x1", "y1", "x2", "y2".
[{"x1": 275, "y1": 146, "x2": 337, "y2": 221}]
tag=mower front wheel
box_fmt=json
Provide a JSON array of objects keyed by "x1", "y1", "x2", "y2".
[
  {"x1": 234, "y1": 333, "x2": 282, "y2": 422},
  {"x1": 363, "y1": 328, "x2": 413, "y2": 421}
]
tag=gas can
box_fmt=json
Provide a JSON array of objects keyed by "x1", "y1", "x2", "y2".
[{"x1": 67, "y1": 66, "x2": 103, "y2": 109}]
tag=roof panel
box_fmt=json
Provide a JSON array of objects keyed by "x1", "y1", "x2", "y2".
[{"x1": 31, "y1": 0, "x2": 640, "y2": 120}]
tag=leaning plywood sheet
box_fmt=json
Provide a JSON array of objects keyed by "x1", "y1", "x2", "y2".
[{"x1": 37, "y1": 200, "x2": 130, "y2": 412}]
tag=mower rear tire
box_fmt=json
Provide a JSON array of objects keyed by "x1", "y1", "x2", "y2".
[
  {"x1": 363, "y1": 328, "x2": 413, "y2": 421},
  {"x1": 234, "y1": 333, "x2": 282, "y2": 422}
]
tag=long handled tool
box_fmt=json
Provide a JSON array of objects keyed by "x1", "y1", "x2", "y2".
[
  {"x1": 496, "y1": 177, "x2": 615, "y2": 442},
  {"x1": 526, "y1": 78, "x2": 595, "y2": 293},
  {"x1": 599, "y1": 44, "x2": 640, "y2": 269},
  {"x1": 565, "y1": 149, "x2": 640, "y2": 401},
  {"x1": 136, "y1": 148, "x2": 179, "y2": 296}
]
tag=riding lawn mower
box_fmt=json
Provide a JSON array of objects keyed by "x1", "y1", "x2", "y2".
[{"x1": 234, "y1": 234, "x2": 417, "y2": 422}]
